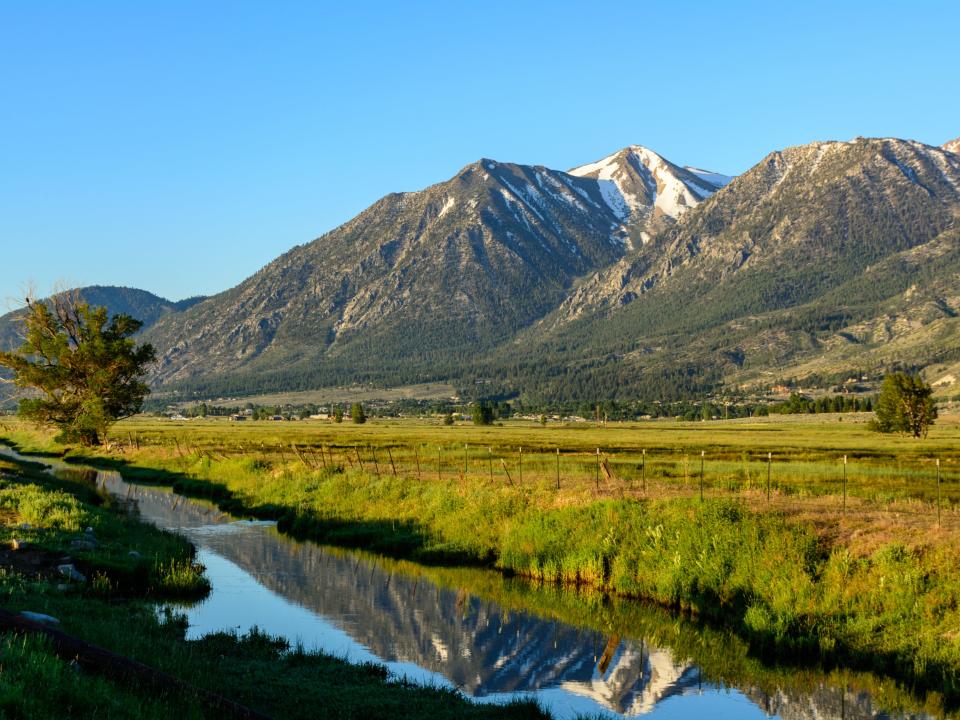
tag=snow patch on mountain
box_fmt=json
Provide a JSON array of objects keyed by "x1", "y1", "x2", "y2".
[
  {"x1": 684, "y1": 167, "x2": 735, "y2": 187},
  {"x1": 569, "y1": 145, "x2": 729, "y2": 222},
  {"x1": 595, "y1": 179, "x2": 630, "y2": 220},
  {"x1": 438, "y1": 196, "x2": 456, "y2": 218}
]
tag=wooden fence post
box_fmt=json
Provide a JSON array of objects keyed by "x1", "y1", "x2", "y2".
[
  {"x1": 387, "y1": 448, "x2": 398, "y2": 476},
  {"x1": 937, "y1": 458, "x2": 942, "y2": 527},
  {"x1": 595, "y1": 448, "x2": 600, "y2": 490},
  {"x1": 556, "y1": 448, "x2": 560, "y2": 490},
  {"x1": 766, "y1": 452, "x2": 772, "y2": 503},
  {"x1": 699, "y1": 450, "x2": 705, "y2": 502},
  {"x1": 842, "y1": 455, "x2": 847, "y2": 513},
  {"x1": 500, "y1": 458, "x2": 514, "y2": 486}
]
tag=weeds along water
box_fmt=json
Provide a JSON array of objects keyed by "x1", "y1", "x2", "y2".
[
  {"x1": 0, "y1": 444, "x2": 550, "y2": 719},
  {"x1": 3, "y1": 415, "x2": 960, "y2": 706}
]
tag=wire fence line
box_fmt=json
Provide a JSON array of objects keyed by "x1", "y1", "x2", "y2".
[{"x1": 109, "y1": 431, "x2": 958, "y2": 526}]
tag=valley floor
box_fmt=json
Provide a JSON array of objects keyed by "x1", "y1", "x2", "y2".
[
  {"x1": 0, "y1": 448, "x2": 547, "y2": 719},
  {"x1": 2, "y1": 413, "x2": 960, "y2": 714}
]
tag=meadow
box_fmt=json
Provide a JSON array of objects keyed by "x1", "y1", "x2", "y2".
[
  {"x1": 0, "y1": 437, "x2": 547, "y2": 719},
  {"x1": 3, "y1": 413, "x2": 960, "y2": 706}
]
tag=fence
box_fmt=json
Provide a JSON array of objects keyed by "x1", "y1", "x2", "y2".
[{"x1": 105, "y1": 430, "x2": 957, "y2": 526}]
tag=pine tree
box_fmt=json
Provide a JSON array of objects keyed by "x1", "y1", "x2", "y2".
[
  {"x1": 0, "y1": 295, "x2": 155, "y2": 445},
  {"x1": 472, "y1": 401, "x2": 494, "y2": 426},
  {"x1": 350, "y1": 402, "x2": 366, "y2": 424},
  {"x1": 872, "y1": 373, "x2": 937, "y2": 438}
]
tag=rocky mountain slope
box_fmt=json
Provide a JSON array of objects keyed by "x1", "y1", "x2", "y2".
[
  {"x1": 144, "y1": 149, "x2": 725, "y2": 394},
  {"x1": 509, "y1": 138, "x2": 960, "y2": 400},
  {"x1": 944, "y1": 136, "x2": 960, "y2": 154},
  {"x1": 35, "y1": 136, "x2": 955, "y2": 404},
  {"x1": 567, "y1": 145, "x2": 728, "y2": 245}
]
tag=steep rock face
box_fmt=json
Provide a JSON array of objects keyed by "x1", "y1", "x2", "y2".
[
  {"x1": 145, "y1": 149, "x2": 722, "y2": 391},
  {"x1": 944, "y1": 136, "x2": 960, "y2": 154},
  {"x1": 548, "y1": 138, "x2": 960, "y2": 325},
  {"x1": 506, "y1": 138, "x2": 960, "y2": 397},
  {"x1": 135, "y1": 136, "x2": 960, "y2": 400}
]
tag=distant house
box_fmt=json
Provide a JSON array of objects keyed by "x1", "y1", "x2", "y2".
[{"x1": 229, "y1": 414, "x2": 247, "y2": 422}]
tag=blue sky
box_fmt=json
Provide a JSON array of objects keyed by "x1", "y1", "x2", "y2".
[{"x1": 2, "y1": 1, "x2": 958, "y2": 307}]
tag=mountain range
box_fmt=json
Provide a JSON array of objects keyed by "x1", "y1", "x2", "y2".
[
  {"x1": 3, "y1": 135, "x2": 959, "y2": 404},
  {"x1": 0, "y1": 287, "x2": 203, "y2": 352}
]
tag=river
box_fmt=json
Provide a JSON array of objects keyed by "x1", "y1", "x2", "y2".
[{"x1": 0, "y1": 446, "x2": 937, "y2": 719}]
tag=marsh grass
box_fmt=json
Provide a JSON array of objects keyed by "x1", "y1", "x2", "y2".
[
  {"x1": 0, "y1": 438, "x2": 548, "y2": 719},
  {"x1": 0, "y1": 570, "x2": 549, "y2": 720},
  {"x1": 5, "y1": 416, "x2": 960, "y2": 702}
]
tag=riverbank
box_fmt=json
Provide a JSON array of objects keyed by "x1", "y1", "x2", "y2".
[
  {"x1": 3, "y1": 419, "x2": 960, "y2": 709},
  {"x1": 0, "y1": 450, "x2": 549, "y2": 719}
]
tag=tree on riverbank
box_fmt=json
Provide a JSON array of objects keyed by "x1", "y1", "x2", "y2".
[
  {"x1": 0, "y1": 293, "x2": 154, "y2": 445},
  {"x1": 871, "y1": 372, "x2": 937, "y2": 438}
]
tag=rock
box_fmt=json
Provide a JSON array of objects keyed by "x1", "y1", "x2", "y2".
[
  {"x1": 70, "y1": 538, "x2": 98, "y2": 551},
  {"x1": 10, "y1": 538, "x2": 27, "y2": 551},
  {"x1": 19, "y1": 611, "x2": 60, "y2": 626},
  {"x1": 55, "y1": 584, "x2": 69, "y2": 592},
  {"x1": 57, "y1": 564, "x2": 86, "y2": 583},
  {"x1": 127, "y1": 550, "x2": 141, "y2": 559},
  {"x1": 84, "y1": 527, "x2": 95, "y2": 535}
]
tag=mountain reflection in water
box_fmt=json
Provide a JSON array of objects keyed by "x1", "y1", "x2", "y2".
[{"x1": 68, "y1": 466, "x2": 937, "y2": 720}]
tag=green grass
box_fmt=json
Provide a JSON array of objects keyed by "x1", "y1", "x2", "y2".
[
  {"x1": 5, "y1": 415, "x2": 960, "y2": 707},
  {"x1": 0, "y1": 456, "x2": 209, "y2": 599},
  {"x1": 0, "y1": 570, "x2": 549, "y2": 720},
  {"x1": 0, "y1": 444, "x2": 550, "y2": 720}
]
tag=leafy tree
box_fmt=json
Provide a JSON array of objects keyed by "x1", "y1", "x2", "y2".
[
  {"x1": 350, "y1": 402, "x2": 366, "y2": 424},
  {"x1": 471, "y1": 401, "x2": 494, "y2": 426},
  {"x1": 333, "y1": 406, "x2": 344, "y2": 423},
  {"x1": 871, "y1": 372, "x2": 937, "y2": 438},
  {"x1": 0, "y1": 296, "x2": 155, "y2": 445},
  {"x1": 442, "y1": 412, "x2": 455, "y2": 426}
]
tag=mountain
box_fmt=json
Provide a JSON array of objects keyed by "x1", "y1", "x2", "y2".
[
  {"x1": 944, "y1": 136, "x2": 960, "y2": 154},
  {"x1": 134, "y1": 137, "x2": 960, "y2": 403},
  {"x1": 144, "y1": 149, "x2": 722, "y2": 394},
  {"x1": 0, "y1": 286, "x2": 203, "y2": 351},
  {"x1": 508, "y1": 138, "x2": 960, "y2": 400},
  {"x1": 567, "y1": 145, "x2": 728, "y2": 245}
]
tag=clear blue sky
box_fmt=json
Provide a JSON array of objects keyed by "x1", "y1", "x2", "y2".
[{"x1": 2, "y1": 1, "x2": 958, "y2": 307}]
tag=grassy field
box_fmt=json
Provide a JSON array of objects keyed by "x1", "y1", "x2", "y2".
[
  {"x1": 3, "y1": 413, "x2": 960, "y2": 707},
  {"x1": 0, "y1": 443, "x2": 548, "y2": 719}
]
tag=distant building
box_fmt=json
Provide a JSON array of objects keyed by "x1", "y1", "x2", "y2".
[{"x1": 229, "y1": 414, "x2": 247, "y2": 422}]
